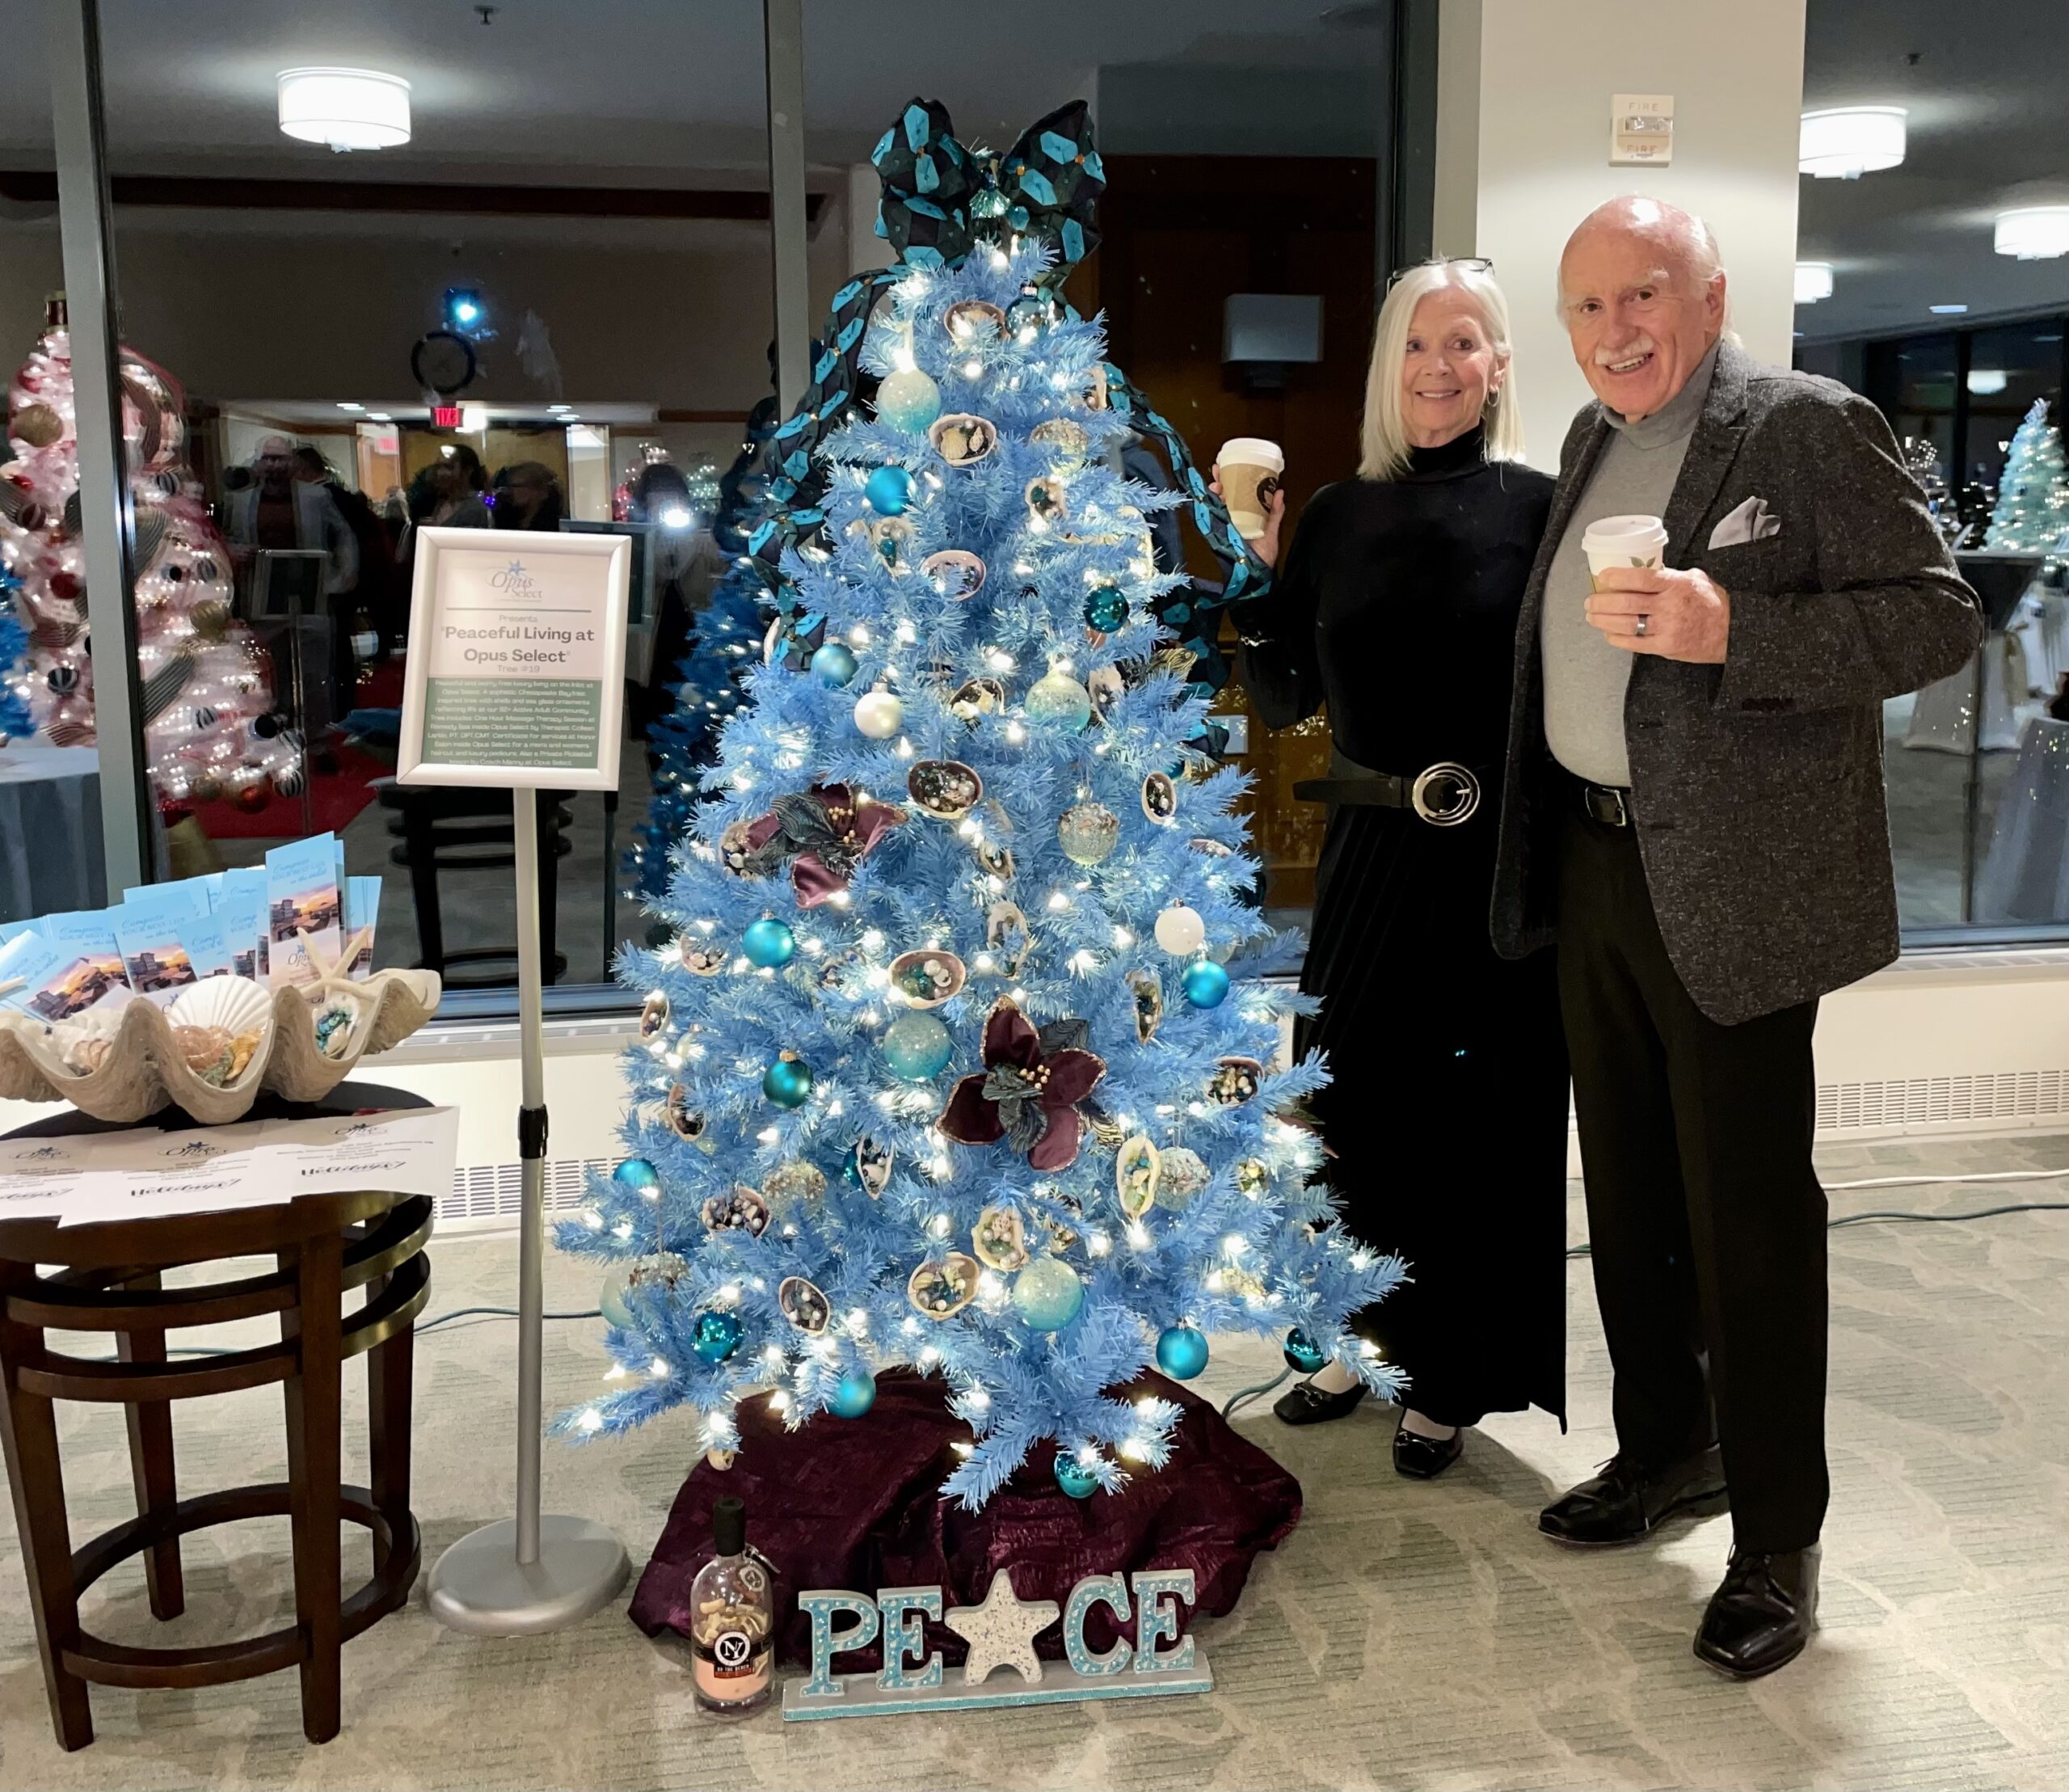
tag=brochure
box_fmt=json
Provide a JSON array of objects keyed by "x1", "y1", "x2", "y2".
[
  {"x1": 343, "y1": 875, "x2": 382, "y2": 978},
  {"x1": 23, "y1": 910, "x2": 133, "y2": 1021},
  {"x1": 213, "y1": 867, "x2": 270, "y2": 980},
  {"x1": 115, "y1": 883, "x2": 209, "y2": 1004},
  {"x1": 264, "y1": 833, "x2": 343, "y2": 988}
]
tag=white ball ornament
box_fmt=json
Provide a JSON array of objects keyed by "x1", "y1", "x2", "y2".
[
  {"x1": 1154, "y1": 903, "x2": 1207, "y2": 956},
  {"x1": 853, "y1": 688, "x2": 904, "y2": 740}
]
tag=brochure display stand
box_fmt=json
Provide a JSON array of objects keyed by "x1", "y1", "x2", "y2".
[{"x1": 398, "y1": 527, "x2": 634, "y2": 1634}]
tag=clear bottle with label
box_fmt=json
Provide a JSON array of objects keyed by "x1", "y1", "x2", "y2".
[{"x1": 689, "y1": 1496, "x2": 773, "y2": 1715}]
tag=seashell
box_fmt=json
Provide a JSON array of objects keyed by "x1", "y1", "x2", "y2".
[
  {"x1": 1087, "y1": 664, "x2": 1125, "y2": 721},
  {"x1": 889, "y1": 948, "x2": 966, "y2": 1009},
  {"x1": 972, "y1": 1204, "x2": 1030, "y2": 1272},
  {"x1": 907, "y1": 1252, "x2": 980, "y2": 1321},
  {"x1": 640, "y1": 990, "x2": 670, "y2": 1038},
  {"x1": 845, "y1": 1134, "x2": 893, "y2": 1197},
  {"x1": 928, "y1": 413, "x2": 997, "y2": 467},
  {"x1": 779, "y1": 1275, "x2": 831, "y2": 1333},
  {"x1": 944, "y1": 298, "x2": 1008, "y2": 344},
  {"x1": 763, "y1": 1159, "x2": 828, "y2": 1208},
  {"x1": 949, "y1": 677, "x2": 1005, "y2": 723},
  {"x1": 868, "y1": 514, "x2": 917, "y2": 572},
  {"x1": 706, "y1": 1448, "x2": 737, "y2": 1472},
  {"x1": 1030, "y1": 417, "x2": 1090, "y2": 457},
  {"x1": 171, "y1": 1023, "x2": 234, "y2": 1086},
  {"x1": 1209, "y1": 1056, "x2": 1264, "y2": 1106},
  {"x1": 1084, "y1": 364, "x2": 1110, "y2": 411},
  {"x1": 984, "y1": 901, "x2": 1031, "y2": 976},
  {"x1": 1127, "y1": 969, "x2": 1164, "y2": 1044},
  {"x1": 665, "y1": 1082, "x2": 705, "y2": 1141},
  {"x1": 169, "y1": 973, "x2": 272, "y2": 1040},
  {"x1": 680, "y1": 939, "x2": 727, "y2": 976},
  {"x1": 1235, "y1": 1157, "x2": 1272, "y2": 1198},
  {"x1": 1189, "y1": 835, "x2": 1234, "y2": 858},
  {"x1": 921, "y1": 549, "x2": 985, "y2": 601},
  {"x1": 1024, "y1": 476, "x2": 1068, "y2": 528},
  {"x1": 908, "y1": 759, "x2": 982, "y2": 820},
  {"x1": 1156, "y1": 1147, "x2": 1211, "y2": 1210},
  {"x1": 718, "y1": 817, "x2": 759, "y2": 876},
  {"x1": 62, "y1": 1033, "x2": 113, "y2": 1077},
  {"x1": 1141, "y1": 771, "x2": 1178, "y2": 823},
  {"x1": 1116, "y1": 1136, "x2": 1161, "y2": 1218},
  {"x1": 702, "y1": 1184, "x2": 770, "y2": 1237},
  {"x1": 975, "y1": 839, "x2": 1015, "y2": 882}
]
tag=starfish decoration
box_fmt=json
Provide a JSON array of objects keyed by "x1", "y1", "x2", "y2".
[
  {"x1": 939, "y1": 998, "x2": 1105, "y2": 1172},
  {"x1": 297, "y1": 925, "x2": 373, "y2": 992},
  {"x1": 944, "y1": 1570, "x2": 1060, "y2": 1685}
]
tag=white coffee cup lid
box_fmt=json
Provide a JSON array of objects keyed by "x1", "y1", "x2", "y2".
[
  {"x1": 1582, "y1": 513, "x2": 1668, "y2": 546},
  {"x1": 1218, "y1": 437, "x2": 1284, "y2": 471}
]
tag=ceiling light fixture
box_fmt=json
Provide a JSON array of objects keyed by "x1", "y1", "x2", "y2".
[
  {"x1": 1798, "y1": 107, "x2": 1906, "y2": 179},
  {"x1": 1793, "y1": 262, "x2": 1835, "y2": 304},
  {"x1": 336, "y1": 401, "x2": 364, "y2": 411},
  {"x1": 368, "y1": 412, "x2": 394, "y2": 422},
  {"x1": 1966, "y1": 369, "x2": 2008, "y2": 396},
  {"x1": 276, "y1": 68, "x2": 411, "y2": 153},
  {"x1": 1928, "y1": 303, "x2": 1969, "y2": 315},
  {"x1": 1994, "y1": 207, "x2": 2069, "y2": 260}
]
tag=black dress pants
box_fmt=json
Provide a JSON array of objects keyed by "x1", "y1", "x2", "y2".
[{"x1": 1557, "y1": 806, "x2": 1829, "y2": 1552}]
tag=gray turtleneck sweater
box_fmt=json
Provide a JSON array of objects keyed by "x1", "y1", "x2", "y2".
[{"x1": 1540, "y1": 341, "x2": 1719, "y2": 787}]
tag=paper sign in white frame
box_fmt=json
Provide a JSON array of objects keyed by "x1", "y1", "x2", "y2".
[{"x1": 398, "y1": 526, "x2": 630, "y2": 791}]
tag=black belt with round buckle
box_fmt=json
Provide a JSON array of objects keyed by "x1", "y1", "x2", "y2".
[{"x1": 1291, "y1": 761, "x2": 1484, "y2": 827}]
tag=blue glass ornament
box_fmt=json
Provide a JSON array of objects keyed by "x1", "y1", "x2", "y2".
[
  {"x1": 742, "y1": 917, "x2": 797, "y2": 968},
  {"x1": 863, "y1": 465, "x2": 914, "y2": 516},
  {"x1": 876, "y1": 365, "x2": 942, "y2": 433},
  {"x1": 1025, "y1": 669, "x2": 1093, "y2": 731},
  {"x1": 811, "y1": 641, "x2": 859, "y2": 688},
  {"x1": 1182, "y1": 959, "x2": 1231, "y2": 1009},
  {"x1": 1053, "y1": 1450, "x2": 1101, "y2": 1499},
  {"x1": 881, "y1": 1010, "x2": 953, "y2": 1082},
  {"x1": 1007, "y1": 289, "x2": 1051, "y2": 335},
  {"x1": 1084, "y1": 584, "x2": 1128, "y2": 632},
  {"x1": 763, "y1": 1053, "x2": 814, "y2": 1108},
  {"x1": 829, "y1": 1365, "x2": 878, "y2": 1418},
  {"x1": 692, "y1": 1309, "x2": 743, "y2": 1364},
  {"x1": 612, "y1": 1157, "x2": 659, "y2": 1195},
  {"x1": 1155, "y1": 1324, "x2": 1210, "y2": 1381},
  {"x1": 1012, "y1": 1256, "x2": 1085, "y2": 1332},
  {"x1": 1283, "y1": 1327, "x2": 1329, "y2": 1374}
]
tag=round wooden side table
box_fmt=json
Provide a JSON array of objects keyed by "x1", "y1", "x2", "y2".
[{"x1": 0, "y1": 1082, "x2": 433, "y2": 1750}]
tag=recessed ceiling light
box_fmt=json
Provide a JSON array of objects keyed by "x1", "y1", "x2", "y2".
[
  {"x1": 337, "y1": 401, "x2": 364, "y2": 411},
  {"x1": 276, "y1": 68, "x2": 411, "y2": 153},
  {"x1": 1995, "y1": 206, "x2": 2069, "y2": 260},
  {"x1": 1928, "y1": 304, "x2": 1969, "y2": 315},
  {"x1": 547, "y1": 403, "x2": 573, "y2": 413},
  {"x1": 1966, "y1": 369, "x2": 2008, "y2": 396},
  {"x1": 1798, "y1": 107, "x2": 1906, "y2": 179},
  {"x1": 368, "y1": 412, "x2": 394, "y2": 422},
  {"x1": 560, "y1": 414, "x2": 583, "y2": 424},
  {"x1": 1793, "y1": 262, "x2": 1835, "y2": 304}
]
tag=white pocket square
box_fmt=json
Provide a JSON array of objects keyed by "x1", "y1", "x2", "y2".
[{"x1": 1709, "y1": 495, "x2": 1782, "y2": 548}]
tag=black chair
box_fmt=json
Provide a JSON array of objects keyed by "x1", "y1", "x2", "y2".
[{"x1": 373, "y1": 781, "x2": 571, "y2": 987}]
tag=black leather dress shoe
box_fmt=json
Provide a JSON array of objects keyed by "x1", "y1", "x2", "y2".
[
  {"x1": 1538, "y1": 1444, "x2": 1729, "y2": 1545},
  {"x1": 1694, "y1": 1545, "x2": 1820, "y2": 1679},
  {"x1": 1272, "y1": 1379, "x2": 1367, "y2": 1426},
  {"x1": 1393, "y1": 1423, "x2": 1464, "y2": 1478}
]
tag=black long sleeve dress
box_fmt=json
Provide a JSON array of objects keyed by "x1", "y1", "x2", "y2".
[{"x1": 1234, "y1": 427, "x2": 1567, "y2": 1428}]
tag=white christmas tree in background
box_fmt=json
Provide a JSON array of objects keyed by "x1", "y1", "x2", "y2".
[{"x1": 1986, "y1": 398, "x2": 2069, "y2": 561}]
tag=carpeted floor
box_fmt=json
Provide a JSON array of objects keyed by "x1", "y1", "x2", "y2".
[{"x1": 3, "y1": 1132, "x2": 2067, "y2": 1791}]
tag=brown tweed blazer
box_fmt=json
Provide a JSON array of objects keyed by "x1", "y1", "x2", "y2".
[{"x1": 1491, "y1": 340, "x2": 1983, "y2": 1025}]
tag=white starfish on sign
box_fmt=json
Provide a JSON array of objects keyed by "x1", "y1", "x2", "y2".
[{"x1": 944, "y1": 1569, "x2": 1060, "y2": 1685}]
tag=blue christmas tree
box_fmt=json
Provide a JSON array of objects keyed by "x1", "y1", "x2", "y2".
[
  {"x1": 0, "y1": 587, "x2": 35, "y2": 740},
  {"x1": 561, "y1": 99, "x2": 1401, "y2": 1507}
]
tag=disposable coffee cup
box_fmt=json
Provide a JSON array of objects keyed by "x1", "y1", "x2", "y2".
[
  {"x1": 1582, "y1": 514, "x2": 1668, "y2": 589},
  {"x1": 1217, "y1": 437, "x2": 1284, "y2": 541}
]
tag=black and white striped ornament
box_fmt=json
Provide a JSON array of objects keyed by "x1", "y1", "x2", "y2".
[
  {"x1": 191, "y1": 704, "x2": 219, "y2": 731},
  {"x1": 273, "y1": 765, "x2": 306, "y2": 797}
]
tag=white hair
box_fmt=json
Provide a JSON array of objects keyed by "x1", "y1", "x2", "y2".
[{"x1": 1359, "y1": 261, "x2": 1524, "y2": 481}]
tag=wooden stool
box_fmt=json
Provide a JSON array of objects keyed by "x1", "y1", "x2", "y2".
[{"x1": 0, "y1": 1086, "x2": 434, "y2": 1750}]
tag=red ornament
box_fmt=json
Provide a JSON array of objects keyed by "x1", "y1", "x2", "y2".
[
  {"x1": 48, "y1": 571, "x2": 81, "y2": 603},
  {"x1": 232, "y1": 781, "x2": 269, "y2": 815}
]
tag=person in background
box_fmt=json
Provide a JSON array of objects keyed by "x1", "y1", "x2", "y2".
[
  {"x1": 429, "y1": 445, "x2": 492, "y2": 528},
  {"x1": 1494, "y1": 196, "x2": 1981, "y2": 1679},
  {"x1": 222, "y1": 433, "x2": 357, "y2": 607},
  {"x1": 627, "y1": 460, "x2": 726, "y2": 736},
  {"x1": 293, "y1": 445, "x2": 394, "y2": 678},
  {"x1": 1229, "y1": 259, "x2": 1569, "y2": 1479},
  {"x1": 493, "y1": 461, "x2": 566, "y2": 532}
]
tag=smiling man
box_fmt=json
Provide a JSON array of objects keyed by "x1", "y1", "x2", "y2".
[{"x1": 1491, "y1": 196, "x2": 1981, "y2": 1678}]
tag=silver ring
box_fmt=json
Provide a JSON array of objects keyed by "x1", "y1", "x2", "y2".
[
  {"x1": 1634, "y1": 613, "x2": 1650, "y2": 638},
  {"x1": 1411, "y1": 762, "x2": 1481, "y2": 827}
]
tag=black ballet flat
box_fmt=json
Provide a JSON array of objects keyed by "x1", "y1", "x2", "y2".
[
  {"x1": 1273, "y1": 1379, "x2": 1368, "y2": 1427},
  {"x1": 1393, "y1": 1423, "x2": 1464, "y2": 1479}
]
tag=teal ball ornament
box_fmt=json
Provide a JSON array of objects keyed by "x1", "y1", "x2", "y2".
[
  {"x1": 599, "y1": 1263, "x2": 635, "y2": 1330},
  {"x1": 830, "y1": 1365, "x2": 878, "y2": 1418},
  {"x1": 742, "y1": 917, "x2": 797, "y2": 968},
  {"x1": 863, "y1": 465, "x2": 914, "y2": 516},
  {"x1": 811, "y1": 642, "x2": 859, "y2": 688},
  {"x1": 1007, "y1": 289, "x2": 1053, "y2": 335},
  {"x1": 612, "y1": 1157, "x2": 659, "y2": 1195},
  {"x1": 1084, "y1": 584, "x2": 1128, "y2": 632},
  {"x1": 1026, "y1": 668, "x2": 1093, "y2": 732},
  {"x1": 763, "y1": 1052, "x2": 814, "y2": 1108},
  {"x1": 1012, "y1": 1256, "x2": 1085, "y2": 1332},
  {"x1": 875, "y1": 365, "x2": 942, "y2": 433},
  {"x1": 1053, "y1": 1451, "x2": 1100, "y2": 1499},
  {"x1": 1283, "y1": 1327, "x2": 1329, "y2": 1374},
  {"x1": 691, "y1": 1309, "x2": 743, "y2": 1364},
  {"x1": 1182, "y1": 959, "x2": 1231, "y2": 1009},
  {"x1": 881, "y1": 1010, "x2": 953, "y2": 1082},
  {"x1": 1156, "y1": 1324, "x2": 1210, "y2": 1381}
]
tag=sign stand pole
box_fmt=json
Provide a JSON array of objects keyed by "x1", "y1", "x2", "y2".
[{"x1": 426, "y1": 793, "x2": 629, "y2": 1633}]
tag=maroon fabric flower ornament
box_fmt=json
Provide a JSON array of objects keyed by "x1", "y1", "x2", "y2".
[
  {"x1": 732, "y1": 782, "x2": 903, "y2": 908},
  {"x1": 939, "y1": 999, "x2": 1106, "y2": 1172}
]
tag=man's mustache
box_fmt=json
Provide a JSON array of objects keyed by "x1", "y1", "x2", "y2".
[{"x1": 1595, "y1": 336, "x2": 1658, "y2": 367}]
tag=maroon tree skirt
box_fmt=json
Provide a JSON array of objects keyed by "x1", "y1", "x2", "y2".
[{"x1": 630, "y1": 1369, "x2": 1302, "y2": 1667}]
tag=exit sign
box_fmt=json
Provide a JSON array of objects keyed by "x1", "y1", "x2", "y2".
[{"x1": 432, "y1": 404, "x2": 461, "y2": 428}]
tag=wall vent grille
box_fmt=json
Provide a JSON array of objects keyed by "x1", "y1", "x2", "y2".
[
  {"x1": 437, "y1": 1157, "x2": 612, "y2": 1232},
  {"x1": 1815, "y1": 1069, "x2": 2069, "y2": 1134}
]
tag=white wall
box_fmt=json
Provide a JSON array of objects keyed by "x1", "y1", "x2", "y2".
[{"x1": 1434, "y1": 0, "x2": 1807, "y2": 471}]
